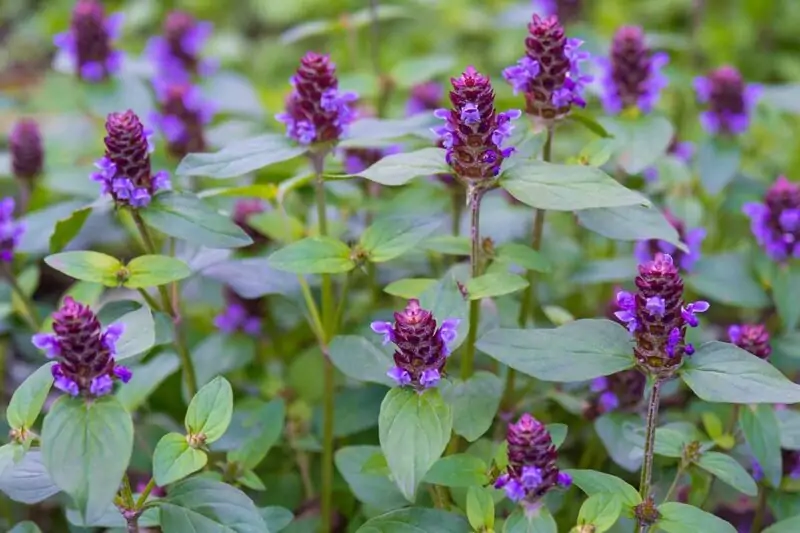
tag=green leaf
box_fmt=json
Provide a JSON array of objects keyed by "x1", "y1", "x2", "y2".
[
  {"x1": 656, "y1": 502, "x2": 736, "y2": 533},
  {"x1": 153, "y1": 432, "x2": 208, "y2": 487},
  {"x1": 547, "y1": 423, "x2": 568, "y2": 449},
  {"x1": 41, "y1": 396, "x2": 133, "y2": 524},
  {"x1": 575, "y1": 205, "x2": 688, "y2": 251},
  {"x1": 600, "y1": 115, "x2": 674, "y2": 174},
  {"x1": 764, "y1": 515, "x2": 800, "y2": 533},
  {"x1": 565, "y1": 469, "x2": 642, "y2": 508},
  {"x1": 0, "y1": 449, "x2": 59, "y2": 504},
  {"x1": 247, "y1": 211, "x2": 304, "y2": 243},
  {"x1": 441, "y1": 371, "x2": 503, "y2": 442},
  {"x1": 779, "y1": 410, "x2": 800, "y2": 450},
  {"x1": 384, "y1": 278, "x2": 437, "y2": 299},
  {"x1": 466, "y1": 486, "x2": 495, "y2": 531},
  {"x1": 361, "y1": 216, "x2": 441, "y2": 263},
  {"x1": 9, "y1": 521, "x2": 43, "y2": 533},
  {"x1": 379, "y1": 387, "x2": 453, "y2": 501},
  {"x1": 176, "y1": 134, "x2": 305, "y2": 178},
  {"x1": 357, "y1": 507, "x2": 470, "y2": 533},
  {"x1": 695, "y1": 452, "x2": 758, "y2": 496},
  {"x1": 421, "y1": 236, "x2": 471, "y2": 256},
  {"x1": 578, "y1": 493, "x2": 623, "y2": 533},
  {"x1": 329, "y1": 335, "x2": 394, "y2": 386},
  {"x1": 7, "y1": 362, "x2": 54, "y2": 430},
  {"x1": 594, "y1": 413, "x2": 644, "y2": 472},
  {"x1": 739, "y1": 404, "x2": 782, "y2": 487},
  {"x1": 350, "y1": 148, "x2": 450, "y2": 186},
  {"x1": 44, "y1": 251, "x2": 122, "y2": 286},
  {"x1": 268, "y1": 237, "x2": 355, "y2": 274},
  {"x1": 419, "y1": 274, "x2": 470, "y2": 352},
  {"x1": 476, "y1": 319, "x2": 635, "y2": 382},
  {"x1": 110, "y1": 305, "x2": 156, "y2": 360},
  {"x1": 335, "y1": 445, "x2": 407, "y2": 512},
  {"x1": 568, "y1": 110, "x2": 613, "y2": 138},
  {"x1": 123, "y1": 255, "x2": 192, "y2": 288},
  {"x1": 680, "y1": 341, "x2": 800, "y2": 403},
  {"x1": 773, "y1": 265, "x2": 800, "y2": 332},
  {"x1": 686, "y1": 253, "x2": 770, "y2": 308},
  {"x1": 228, "y1": 399, "x2": 285, "y2": 470},
  {"x1": 501, "y1": 161, "x2": 650, "y2": 211},
  {"x1": 466, "y1": 272, "x2": 528, "y2": 300},
  {"x1": 494, "y1": 243, "x2": 551, "y2": 273},
  {"x1": 697, "y1": 138, "x2": 741, "y2": 195},
  {"x1": 116, "y1": 352, "x2": 180, "y2": 411},
  {"x1": 259, "y1": 507, "x2": 294, "y2": 533},
  {"x1": 423, "y1": 454, "x2": 488, "y2": 487},
  {"x1": 140, "y1": 191, "x2": 253, "y2": 249},
  {"x1": 159, "y1": 477, "x2": 268, "y2": 532},
  {"x1": 344, "y1": 114, "x2": 438, "y2": 145},
  {"x1": 17, "y1": 200, "x2": 88, "y2": 255},
  {"x1": 389, "y1": 55, "x2": 455, "y2": 89},
  {"x1": 503, "y1": 507, "x2": 557, "y2": 533},
  {"x1": 49, "y1": 206, "x2": 92, "y2": 253},
  {"x1": 185, "y1": 377, "x2": 234, "y2": 443}
]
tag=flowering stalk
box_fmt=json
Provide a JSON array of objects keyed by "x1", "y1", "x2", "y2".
[
  {"x1": 743, "y1": 176, "x2": 800, "y2": 262},
  {"x1": 53, "y1": 0, "x2": 124, "y2": 83},
  {"x1": 150, "y1": 80, "x2": 215, "y2": 160},
  {"x1": 694, "y1": 66, "x2": 760, "y2": 136},
  {"x1": 9, "y1": 119, "x2": 43, "y2": 213},
  {"x1": 146, "y1": 10, "x2": 215, "y2": 81}
]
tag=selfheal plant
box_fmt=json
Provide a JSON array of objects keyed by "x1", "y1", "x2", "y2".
[
  {"x1": 597, "y1": 25, "x2": 669, "y2": 115},
  {"x1": 92, "y1": 110, "x2": 171, "y2": 209},
  {"x1": 214, "y1": 288, "x2": 264, "y2": 336},
  {"x1": 150, "y1": 79, "x2": 215, "y2": 159},
  {"x1": 0, "y1": 198, "x2": 25, "y2": 262},
  {"x1": 494, "y1": 414, "x2": 571, "y2": 507},
  {"x1": 694, "y1": 65, "x2": 761, "y2": 135},
  {"x1": 146, "y1": 10, "x2": 215, "y2": 80},
  {"x1": 371, "y1": 299, "x2": 459, "y2": 389},
  {"x1": 503, "y1": 14, "x2": 590, "y2": 121},
  {"x1": 634, "y1": 210, "x2": 706, "y2": 272},
  {"x1": 742, "y1": 175, "x2": 800, "y2": 261},
  {"x1": 32, "y1": 297, "x2": 130, "y2": 397},
  {"x1": 53, "y1": 0, "x2": 124, "y2": 83},
  {"x1": 8, "y1": 119, "x2": 43, "y2": 183}
]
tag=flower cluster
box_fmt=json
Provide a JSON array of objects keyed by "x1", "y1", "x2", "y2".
[
  {"x1": 371, "y1": 299, "x2": 459, "y2": 389},
  {"x1": 276, "y1": 53, "x2": 358, "y2": 146},
  {"x1": 615, "y1": 253, "x2": 709, "y2": 375},
  {"x1": 584, "y1": 369, "x2": 646, "y2": 419},
  {"x1": 433, "y1": 67, "x2": 520, "y2": 183},
  {"x1": 232, "y1": 198, "x2": 269, "y2": 247},
  {"x1": 92, "y1": 110, "x2": 171, "y2": 209},
  {"x1": 743, "y1": 176, "x2": 800, "y2": 262},
  {"x1": 406, "y1": 82, "x2": 444, "y2": 116},
  {"x1": 634, "y1": 211, "x2": 706, "y2": 272},
  {"x1": 503, "y1": 15, "x2": 590, "y2": 121},
  {"x1": 494, "y1": 413, "x2": 571, "y2": 505},
  {"x1": 641, "y1": 136, "x2": 694, "y2": 183},
  {"x1": 54, "y1": 0, "x2": 124, "y2": 83},
  {"x1": 9, "y1": 119, "x2": 44, "y2": 183},
  {"x1": 598, "y1": 26, "x2": 668, "y2": 115},
  {"x1": 150, "y1": 80, "x2": 215, "y2": 159},
  {"x1": 694, "y1": 66, "x2": 761, "y2": 136},
  {"x1": 146, "y1": 10, "x2": 215, "y2": 81},
  {"x1": 0, "y1": 198, "x2": 25, "y2": 262},
  {"x1": 32, "y1": 297, "x2": 131, "y2": 397},
  {"x1": 214, "y1": 288, "x2": 264, "y2": 336},
  {"x1": 728, "y1": 324, "x2": 771, "y2": 360}
]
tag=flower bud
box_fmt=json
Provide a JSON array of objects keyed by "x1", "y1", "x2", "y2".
[
  {"x1": 9, "y1": 119, "x2": 44, "y2": 182},
  {"x1": 276, "y1": 53, "x2": 358, "y2": 146},
  {"x1": 32, "y1": 297, "x2": 131, "y2": 397},
  {"x1": 150, "y1": 80, "x2": 215, "y2": 159},
  {"x1": 0, "y1": 198, "x2": 25, "y2": 262},
  {"x1": 694, "y1": 66, "x2": 761, "y2": 136},
  {"x1": 214, "y1": 287, "x2": 265, "y2": 336},
  {"x1": 371, "y1": 299, "x2": 459, "y2": 390},
  {"x1": 728, "y1": 324, "x2": 771, "y2": 360},
  {"x1": 742, "y1": 176, "x2": 800, "y2": 262},
  {"x1": 634, "y1": 211, "x2": 706, "y2": 272},
  {"x1": 406, "y1": 82, "x2": 444, "y2": 116},
  {"x1": 53, "y1": 0, "x2": 124, "y2": 82},
  {"x1": 147, "y1": 11, "x2": 215, "y2": 80},
  {"x1": 598, "y1": 26, "x2": 668, "y2": 115},
  {"x1": 92, "y1": 110, "x2": 170, "y2": 209}
]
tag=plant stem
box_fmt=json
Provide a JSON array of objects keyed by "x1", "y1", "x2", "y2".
[
  {"x1": 126, "y1": 518, "x2": 139, "y2": 533},
  {"x1": 4, "y1": 267, "x2": 40, "y2": 330},
  {"x1": 136, "y1": 288, "x2": 162, "y2": 313},
  {"x1": 135, "y1": 478, "x2": 156, "y2": 509},
  {"x1": 662, "y1": 463, "x2": 685, "y2": 503},
  {"x1": 752, "y1": 487, "x2": 767, "y2": 532},
  {"x1": 638, "y1": 379, "x2": 663, "y2": 503},
  {"x1": 462, "y1": 186, "x2": 484, "y2": 380},
  {"x1": 451, "y1": 189, "x2": 462, "y2": 236}
]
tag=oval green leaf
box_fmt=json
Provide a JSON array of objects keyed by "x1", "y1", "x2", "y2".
[
  {"x1": 335, "y1": 445, "x2": 407, "y2": 512},
  {"x1": 357, "y1": 507, "x2": 470, "y2": 533},
  {"x1": 423, "y1": 454, "x2": 488, "y2": 488},
  {"x1": 268, "y1": 236, "x2": 355, "y2": 274},
  {"x1": 656, "y1": 502, "x2": 736, "y2": 533},
  {"x1": 109, "y1": 305, "x2": 156, "y2": 361},
  {"x1": 350, "y1": 148, "x2": 450, "y2": 186},
  {"x1": 739, "y1": 404, "x2": 782, "y2": 487},
  {"x1": 124, "y1": 255, "x2": 192, "y2": 288},
  {"x1": 361, "y1": 216, "x2": 442, "y2": 263},
  {"x1": 695, "y1": 451, "x2": 758, "y2": 496},
  {"x1": 441, "y1": 371, "x2": 503, "y2": 442},
  {"x1": 466, "y1": 486, "x2": 495, "y2": 531},
  {"x1": 176, "y1": 134, "x2": 305, "y2": 179},
  {"x1": 153, "y1": 432, "x2": 208, "y2": 487},
  {"x1": 578, "y1": 493, "x2": 623, "y2": 533},
  {"x1": 565, "y1": 469, "x2": 641, "y2": 508},
  {"x1": 494, "y1": 243, "x2": 551, "y2": 273},
  {"x1": 49, "y1": 206, "x2": 92, "y2": 254},
  {"x1": 383, "y1": 278, "x2": 437, "y2": 299},
  {"x1": 44, "y1": 251, "x2": 122, "y2": 286},
  {"x1": 466, "y1": 272, "x2": 528, "y2": 300},
  {"x1": 576, "y1": 205, "x2": 688, "y2": 251},
  {"x1": 328, "y1": 335, "x2": 394, "y2": 387},
  {"x1": 185, "y1": 376, "x2": 234, "y2": 443},
  {"x1": 7, "y1": 362, "x2": 54, "y2": 430}
]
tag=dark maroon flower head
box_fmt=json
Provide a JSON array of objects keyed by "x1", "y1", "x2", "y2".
[
  {"x1": 615, "y1": 253, "x2": 709, "y2": 376},
  {"x1": 433, "y1": 67, "x2": 520, "y2": 183},
  {"x1": 231, "y1": 199, "x2": 269, "y2": 247},
  {"x1": 146, "y1": 10, "x2": 215, "y2": 82},
  {"x1": 32, "y1": 297, "x2": 130, "y2": 397},
  {"x1": 695, "y1": 66, "x2": 760, "y2": 135},
  {"x1": 150, "y1": 80, "x2": 215, "y2": 159},
  {"x1": 9, "y1": 119, "x2": 43, "y2": 181},
  {"x1": 494, "y1": 414, "x2": 571, "y2": 505},
  {"x1": 53, "y1": 0, "x2": 124, "y2": 82},
  {"x1": 371, "y1": 299, "x2": 460, "y2": 390},
  {"x1": 728, "y1": 324, "x2": 771, "y2": 360},
  {"x1": 214, "y1": 287, "x2": 265, "y2": 336},
  {"x1": 276, "y1": 53, "x2": 357, "y2": 146},
  {"x1": 584, "y1": 369, "x2": 646, "y2": 420},
  {"x1": 92, "y1": 110, "x2": 170, "y2": 209},
  {"x1": 743, "y1": 176, "x2": 800, "y2": 262}
]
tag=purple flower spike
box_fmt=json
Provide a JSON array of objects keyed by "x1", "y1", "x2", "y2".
[
  {"x1": 9, "y1": 119, "x2": 44, "y2": 183},
  {"x1": 150, "y1": 81, "x2": 215, "y2": 159},
  {"x1": 374, "y1": 299, "x2": 457, "y2": 390},
  {"x1": 497, "y1": 413, "x2": 567, "y2": 505},
  {"x1": 276, "y1": 52, "x2": 357, "y2": 146},
  {"x1": 695, "y1": 66, "x2": 760, "y2": 136},
  {"x1": 0, "y1": 197, "x2": 25, "y2": 263},
  {"x1": 406, "y1": 82, "x2": 444, "y2": 116},
  {"x1": 213, "y1": 288, "x2": 265, "y2": 337},
  {"x1": 634, "y1": 210, "x2": 705, "y2": 272},
  {"x1": 598, "y1": 26, "x2": 668, "y2": 115},
  {"x1": 33, "y1": 297, "x2": 130, "y2": 398},
  {"x1": 503, "y1": 14, "x2": 591, "y2": 121},
  {"x1": 54, "y1": 0, "x2": 124, "y2": 83},
  {"x1": 743, "y1": 176, "x2": 800, "y2": 262},
  {"x1": 728, "y1": 323, "x2": 771, "y2": 360},
  {"x1": 583, "y1": 368, "x2": 645, "y2": 420},
  {"x1": 146, "y1": 11, "x2": 215, "y2": 81}
]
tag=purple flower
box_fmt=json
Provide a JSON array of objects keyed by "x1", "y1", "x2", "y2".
[
  {"x1": 8, "y1": 119, "x2": 43, "y2": 182},
  {"x1": 634, "y1": 210, "x2": 706, "y2": 272},
  {"x1": 694, "y1": 66, "x2": 761, "y2": 136},
  {"x1": 53, "y1": 0, "x2": 124, "y2": 83},
  {"x1": 146, "y1": 11, "x2": 215, "y2": 82},
  {"x1": 0, "y1": 198, "x2": 25, "y2": 263},
  {"x1": 406, "y1": 82, "x2": 444, "y2": 116},
  {"x1": 617, "y1": 253, "x2": 709, "y2": 376},
  {"x1": 742, "y1": 176, "x2": 800, "y2": 262},
  {"x1": 433, "y1": 67, "x2": 520, "y2": 182},
  {"x1": 370, "y1": 299, "x2": 460, "y2": 390},
  {"x1": 597, "y1": 26, "x2": 668, "y2": 114},
  {"x1": 503, "y1": 14, "x2": 591, "y2": 121},
  {"x1": 150, "y1": 80, "x2": 215, "y2": 159},
  {"x1": 728, "y1": 324, "x2": 771, "y2": 360},
  {"x1": 92, "y1": 110, "x2": 171, "y2": 209},
  {"x1": 213, "y1": 288, "x2": 264, "y2": 336},
  {"x1": 276, "y1": 52, "x2": 357, "y2": 146},
  {"x1": 642, "y1": 136, "x2": 694, "y2": 183},
  {"x1": 584, "y1": 369, "x2": 645, "y2": 420},
  {"x1": 31, "y1": 297, "x2": 130, "y2": 398}
]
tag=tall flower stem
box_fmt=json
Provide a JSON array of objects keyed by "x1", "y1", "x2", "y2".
[
  {"x1": 638, "y1": 378, "x2": 663, "y2": 527},
  {"x1": 462, "y1": 185, "x2": 485, "y2": 380},
  {"x1": 132, "y1": 212, "x2": 198, "y2": 397},
  {"x1": 451, "y1": 190, "x2": 462, "y2": 236}
]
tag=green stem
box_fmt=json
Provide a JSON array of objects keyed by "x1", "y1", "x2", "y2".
[
  {"x1": 297, "y1": 275, "x2": 325, "y2": 345},
  {"x1": 136, "y1": 288, "x2": 162, "y2": 313},
  {"x1": 662, "y1": 463, "x2": 686, "y2": 503},
  {"x1": 752, "y1": 487, "x2": 767, "y2": 532},
  {"x1": 135, "y1": 478, "x2": 156, "y2": 509},
  {"x1": 638, "y1": 379, "x2": 663, "y2": 502},
  {"x1": 461, "y1": 186, "x2": 484, "y2": 380},
  {"x1": 5, "y1": 269, "x2": 40, "y2": 330},
  {"x1": 451, "y1": 190, "x2": 462, "y2": 236}
]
